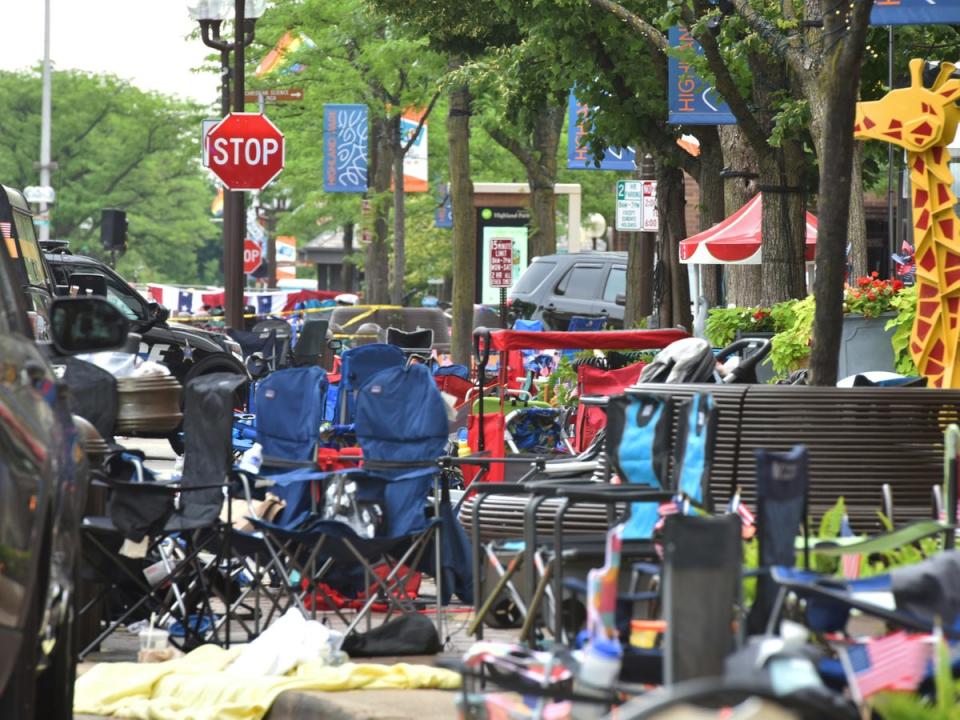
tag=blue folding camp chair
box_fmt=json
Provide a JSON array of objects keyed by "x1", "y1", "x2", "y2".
[
  {"x1": 255, "y1": 365, "x2": 329, "y2": 462},
  {"x1": 559, "y1": 315, "x2": 606, "y2": 362},
  {"x1": 247, "y1": 361, "x2": 472, "y2": 649},
  {"x1": 336, "y1": 342, "x2": 406, "y2": 425}
]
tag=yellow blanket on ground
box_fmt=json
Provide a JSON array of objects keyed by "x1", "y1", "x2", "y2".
[{"x1": 74, "y1": 645, "x2": 461, "y2": 720}]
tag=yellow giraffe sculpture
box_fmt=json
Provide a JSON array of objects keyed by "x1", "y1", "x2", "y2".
[{"x1": 855, "y1": 59, "x2": 960, "y2": 388}]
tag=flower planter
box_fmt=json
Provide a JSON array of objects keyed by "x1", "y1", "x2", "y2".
[{"x1": 837, "y1": 312, "x2": 896, "y2": 379}]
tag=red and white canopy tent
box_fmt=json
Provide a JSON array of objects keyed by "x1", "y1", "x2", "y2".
[{"x1": 679, "y1": 193, "x2": 818, "y2": 265}]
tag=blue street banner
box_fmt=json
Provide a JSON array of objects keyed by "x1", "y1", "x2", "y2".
[
  {"x1": 435, "y1": 182, "x2": 453, "y2": 228},
  {"x1": 668, "y1": 26, "x2": 736, "y2": 125},
  {"x1": 871, "y1": 0, "x2": 960, "y2": 25},
  {"x1": 567, "y1": 92, "x2": 637, "y2": 171},
  {"x1": 323, "y1": 104, "x2": 368, "y2": 193}
]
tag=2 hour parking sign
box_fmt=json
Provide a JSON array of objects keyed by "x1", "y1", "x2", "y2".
[{"x1": 616, "y1": 180, "x2": 658, "y2": 232}]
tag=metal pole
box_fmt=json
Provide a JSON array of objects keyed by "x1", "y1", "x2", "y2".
[
  {"x1": 224, "y1": 0, "x2": 247, "y2": 329},
  {"x1": 625, "y1": 154, "x2": 655, "y2": 325},
  {"x1": 887, "y1": 26, "x2": 895, "y2": 261},
  {"x1": 38, "y1": 0, "x2": 52, "y2": 242}
]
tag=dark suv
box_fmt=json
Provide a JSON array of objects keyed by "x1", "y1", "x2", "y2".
[
  {"x1": 0, "y1": 185, "x2": 130, "y2": 718},
  {"x1": 509, "y1": 252, "x2": 627, "y2": 330},
  {"x1": 42, "y1": 242, "x2": 247, "y2": 402}
]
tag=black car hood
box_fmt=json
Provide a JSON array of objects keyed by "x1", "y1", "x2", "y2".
[{"x1": 164, "y1": 322, "x2": 231, "y2": 353}]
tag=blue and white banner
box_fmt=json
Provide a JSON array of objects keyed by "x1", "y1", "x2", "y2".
[
  {"x1": 323, "y1": 104, "x2": 368, "y2": 193},
  {"x1": 667, "y1": 26, "x2": 736, "y2": 126},
  {"x1": 871, "y1": 0, "x2": 960, "y2": 25},
  {"x1": 567, "y1": 92, "x2": 637, "y2": 171},
  {"x1": 435, "y1": 182, "x2": 453, "y2": 228}
]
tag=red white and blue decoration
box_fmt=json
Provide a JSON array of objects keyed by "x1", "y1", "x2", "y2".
[{"x1": 147, "y1": 284, "x2": 340, "y2": 316}]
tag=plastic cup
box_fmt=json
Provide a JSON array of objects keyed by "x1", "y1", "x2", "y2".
[{"x1": 139, "y1": 628, "x2": 169, "y2": 651}]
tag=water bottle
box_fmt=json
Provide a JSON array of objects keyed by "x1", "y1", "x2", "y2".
[
  {"x1": 456, "y1": 427, "x2": 471, "y2": 457},
  {"x1": 577, "y1": 636, "x2": 623, "y2": 690},
  {"x1": 238, "y1": 442, "x2": 263, "y2": 475}
]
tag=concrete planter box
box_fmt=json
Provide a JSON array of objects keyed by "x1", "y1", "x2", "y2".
[{"x1": 837, "y1": 312, "x2": 896, "y2": 378}]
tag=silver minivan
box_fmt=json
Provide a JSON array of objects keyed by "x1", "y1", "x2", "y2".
[{"x1": 508, "y1": 252, "x2": 627, "y2": 330}]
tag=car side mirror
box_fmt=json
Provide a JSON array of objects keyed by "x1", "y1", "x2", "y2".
[
  {"x1": 146, "y1": 301, "x2": 170, "y2": 325},
  {"x1": 49, "y1": 296, "x2": 130, "y2": 355},
  {"x1": 69, "y1": 273, "x2": 108, "y2": 297},
  {"x1": 615, "y1": 293, "x2": 626, "y2": 306}
]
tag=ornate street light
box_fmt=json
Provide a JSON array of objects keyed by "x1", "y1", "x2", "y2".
[{"x1": 188, "y1": 0, "x2": 266, "y2": 328}]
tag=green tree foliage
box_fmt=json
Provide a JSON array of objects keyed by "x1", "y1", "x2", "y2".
[
  {"x1": 0, "y1": 68, "x2": 220, "y2": 284},
  {"x1": 248, "y1": 0, "x2": 446, "y2": 302}
]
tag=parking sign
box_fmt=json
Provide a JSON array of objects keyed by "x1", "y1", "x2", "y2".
[
  {"x1": 489, "y1": 237, "x2": 514, "y2": 288},
  {"x1": 616, "y1": 180, "x2": 657, "y2": 232}
]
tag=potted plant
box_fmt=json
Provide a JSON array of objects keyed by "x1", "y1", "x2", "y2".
[{"x1": 838, "y1": 273, "x2": 903, "y2": 378}]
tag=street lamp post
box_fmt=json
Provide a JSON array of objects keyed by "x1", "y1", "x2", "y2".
[{"x1": 189, "y1": 0, "x2": 265, "y2": 329}]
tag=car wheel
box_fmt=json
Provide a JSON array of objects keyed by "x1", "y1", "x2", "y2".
[{"x1": 34, "y1": 564, "x2": 78, "y2": 720}]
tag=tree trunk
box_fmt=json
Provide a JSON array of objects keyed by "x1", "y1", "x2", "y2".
[
  {"x1": 757, "y1": 140, "x2": 807, "y2": 305},
  {"x1": 366, "y1": 113, "x2": 392, "y2": 305},
  {"x1": 808, "y1": 85, "x2": 869, "y2": 280},
  {"x1": 696, "y1": 127, "x2": 726, "y2": 307},
  {"x1": 808, "y1": 2, "x2": 873, "y2": 386},
  {"x1": 527, "y1": 101, "x2": 565, "y2": 258},
  {"x1": 341, "y1": 221, "x2": 355, "y2": 291},
  {"x1": 448, "y1": 69, "x2": 475, "y2": 366},
  {"x1": 848, "y1": 143, "x2": 868, "y2": 278},
  {"x1": 720, "y1": 126, "x2": 761, "y2": 306},
  {"x1": 657, "y1": 162, "x2": 692, "y2": 331},
  {"x1": 391, "y1": 113, "x2": 406, "y2": 305}
]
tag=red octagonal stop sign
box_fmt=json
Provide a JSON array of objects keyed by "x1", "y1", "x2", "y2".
[
  {"x1": 207, "y1": 113, "x2": 285, "y2": 191},
  {"x1": 243, "y1": 239, "x2": 263, "y2": 275}
]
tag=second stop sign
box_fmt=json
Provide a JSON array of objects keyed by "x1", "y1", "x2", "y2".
[
  {"x1": 207, "y1": 113, "x2": 285, "y2": 191},
  {"x1": 243, "y1": 239, "x2": 263, "y2": 275}
]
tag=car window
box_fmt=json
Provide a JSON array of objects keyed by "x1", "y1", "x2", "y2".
[
  {"x1": 63, "y1": 262, "x2": 145, "y2": 321},
  {"x1": 11, "y1": 209, "x2": 48, "y2": 288},
  {"x1": 513, "y1": 260, "x2": 556, "y2": 294},
  {"x1": 602, "y1": 266, "x2": 626, "y2": 302},
  {"x1": 49, "y1": 262, "x2": 71, "y2": 289},
  {"x1": 556, "y1": 264, "x2": 604, "y2": 299},
  {"x1": 104, "y1": 274, "x2": 146, "y2": 321}
]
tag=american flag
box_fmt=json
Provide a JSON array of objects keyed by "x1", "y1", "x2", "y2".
[
  {"x1": 839, "y1": 514, "x2": 862, "y2": 579},
  {"x1": 0, "y1": 221, "x2": 11, "y2": 239},
  {"x1": 653, "y1": 495, "x2": 688, "y2": 531},
  {"x1": 841, "y1": 631, "x2": 930, "y2": 699}
]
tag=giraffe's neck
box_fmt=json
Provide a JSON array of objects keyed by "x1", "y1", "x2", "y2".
[
  {"x1": 907, "y1": 144, "x2": 957, "y2": 263},
  {"x1": 906, "y1": 143, "x2": 960, "y2": 387}
]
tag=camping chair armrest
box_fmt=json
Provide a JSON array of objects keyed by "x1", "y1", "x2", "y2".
[
  {"x1": 441, "y1": 454, "x2": 547, "y2": 468},
  {"x1": 523, "y1": 478, "x2": 608, "y2": 497},
  {"x1": 768, "y1": 569, "x2": 953, "y2": 638},
  {"x1": 556, "y1": 486, "x2": 674, "y2": 504}
]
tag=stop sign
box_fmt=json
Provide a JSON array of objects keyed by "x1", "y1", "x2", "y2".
[
  {"x1": 243, "y1": 239, "x2": 263, "y2": 275},
  {"x1": 206, "y1": 113, "x2": 285, "y2": 191}
]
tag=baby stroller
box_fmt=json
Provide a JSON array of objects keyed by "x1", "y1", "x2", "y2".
[{"x1": 637, "y1": 337, "x2": 771, "y2": 385}]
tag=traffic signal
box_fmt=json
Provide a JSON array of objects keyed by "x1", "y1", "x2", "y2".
[{"x1": 100, "y1": 209, "x2": 127, "y2": 252}]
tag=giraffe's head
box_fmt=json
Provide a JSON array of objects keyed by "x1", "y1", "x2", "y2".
[{"x1": 855, "y1": 59, "x2": 960, "y2": 152}]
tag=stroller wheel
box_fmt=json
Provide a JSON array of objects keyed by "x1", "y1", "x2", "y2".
[{"x1": 485, "y1": 598, "x2": 523, "y2": 629}]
